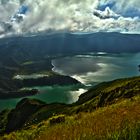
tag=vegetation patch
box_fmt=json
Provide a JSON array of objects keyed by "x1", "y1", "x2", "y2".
[
  {"x1": 0, "y1": 76, "x2": 140, "y2": 140},
  {"x1": 49, "y1": 115, "x2": 65, "y2": 125}
]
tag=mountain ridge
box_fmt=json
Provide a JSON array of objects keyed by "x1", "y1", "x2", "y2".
[
  {"x1": 0, "y1": 32, "x2": 140, "y2": 56},
  {"x1": 0, "y1": 75, "x2": 140, "y2": 135}
]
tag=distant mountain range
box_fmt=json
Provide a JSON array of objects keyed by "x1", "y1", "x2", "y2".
[{"x1": 0, "y1": 32, "x2": 140, "y2": 57}]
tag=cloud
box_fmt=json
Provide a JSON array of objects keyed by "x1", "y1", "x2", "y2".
[
  {"x1": 93, "y1": 7, "x2": 120, "y2": 19},
  {"x1": 0, "y1": 0, "x2": 140, "y2": 37},
  {"x1": 99, "y1": 0, "x2": 140, "y2": 17}
]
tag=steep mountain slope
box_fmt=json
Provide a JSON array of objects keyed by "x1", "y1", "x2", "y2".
[
  {"x1": 0, "y1": 76, "x2": 140, "y2": 136},
  {"x1": 77, "y1": 76, "x2": 140, "y2": 105}
]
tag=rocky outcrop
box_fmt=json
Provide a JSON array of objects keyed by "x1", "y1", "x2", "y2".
[{"x1": 5, "y1": 98, "x2": 45, "y2": 133}]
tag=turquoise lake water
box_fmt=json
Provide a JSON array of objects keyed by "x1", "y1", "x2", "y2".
[{"x1": 0, "y1": 53, "x2": 140, "y2": 111}]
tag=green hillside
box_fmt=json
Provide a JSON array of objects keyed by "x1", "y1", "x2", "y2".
[{"x1": 0, "y1": 76, "x2": 140, "y2": 140}]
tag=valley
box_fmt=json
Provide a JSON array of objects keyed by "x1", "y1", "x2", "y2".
[
  {"x1": 0, "y1": 32, "x2": 140, "y2": 139},
  {"x1": 0, "y1": 0, "x2": 140, "y2": 139}
]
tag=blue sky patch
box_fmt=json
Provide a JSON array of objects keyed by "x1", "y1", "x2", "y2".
[
  {"x1": 18, "y1": 5, "x2": 28, "y2": 15},
  {"x1": 122, "y1": 8, "x2": 140, "y2": 18},
  {"x1": 97, "y1": 1, "x2": 116, "y2": 11}
]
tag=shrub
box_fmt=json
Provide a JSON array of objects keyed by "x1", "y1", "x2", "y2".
[{"x1": 49, "y1": 115, "x2": 65, "y2": 125}]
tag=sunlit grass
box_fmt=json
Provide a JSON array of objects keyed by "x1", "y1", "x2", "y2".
[
  {"x1": 37, "y1": 96, "x2": 140, "y2": 140},
  {"x1": 0, "y1": 76, "x2": 140, "y2": 140},
  {"x1": 1, "y1": 96, "x2": 140, "y2": 140}
]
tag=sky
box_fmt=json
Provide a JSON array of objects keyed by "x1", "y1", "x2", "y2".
[{"x1": 0, "y1": 0, "x2": 140, "y2": 37}]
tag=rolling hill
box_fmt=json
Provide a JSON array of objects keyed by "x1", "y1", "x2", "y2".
[{"x1": 0, "y1": 76, "x2": 140, "y2": 139}]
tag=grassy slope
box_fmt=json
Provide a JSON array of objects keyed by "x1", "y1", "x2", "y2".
[
  {"x1": 38, "y1": 96, "x2": 140, "y2": 140},
  {"x1": 0, "y1": 76, "x2": 140, "y2": 140},
  {"x1": 66, "y1": 76, "x2": 140, "y2": 115},
  {"x1": 1, "y1": 96, "x2": 140, "y2": 140}
]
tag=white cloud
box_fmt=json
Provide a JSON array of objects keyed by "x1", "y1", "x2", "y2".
[
  {"x1": 99, "y1": 0, "x2": 140, "y2": 16},
  {"x1": 0, "y1": 0, "x2": 140, "y2": 37},
  {"x1": 93, "y1": 7, "x2": 120, "y2": 19}
]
